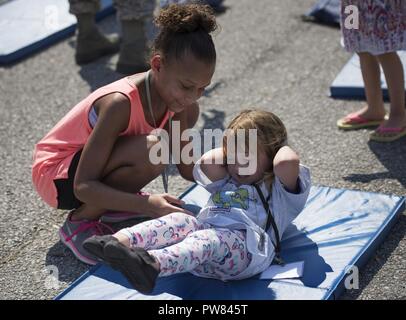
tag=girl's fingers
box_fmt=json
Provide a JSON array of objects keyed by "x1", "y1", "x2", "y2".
[{"x1": 163, "y1": 194, "x2": 185, "y2": 205}]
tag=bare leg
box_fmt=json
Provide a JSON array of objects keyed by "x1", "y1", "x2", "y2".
[
  {"x1": 376, "y1": 52, "x2": 406, "y2": 128},
  {"x1": 71, "y1": 135, "x2": 166, "y2": 221},
  {"x1": 71, "y1": 103, "x2": 200, "y2": 221},
  {"x1": 352, "y1": 52, "x2": 386, "y2": 120}
]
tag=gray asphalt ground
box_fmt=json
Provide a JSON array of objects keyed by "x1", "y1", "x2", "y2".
[{"x1": 0, "y1": 0, "x2": 405, "y2": 300}]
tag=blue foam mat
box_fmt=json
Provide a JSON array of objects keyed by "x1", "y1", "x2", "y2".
[
  {"x1": 305, "y1": 0, "x2": 340, "y2": 26},
  {"x1": 0, "y1": 0, "x2": 114, "y2": 64},
  {"x1": 55, "y1": 184, "x2": 404, "y2": 300},
  {"x1": 330, "y1": 51, "x2": 406, "y2": 100}
]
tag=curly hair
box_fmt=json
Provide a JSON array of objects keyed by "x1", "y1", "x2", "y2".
[{"x1": 152, "y1": 3, "x2": 218, "y2": 64}]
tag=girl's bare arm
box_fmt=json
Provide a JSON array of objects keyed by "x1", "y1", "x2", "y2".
[
  {"x1": 172, "y1": 102, "x2": 200, "y2": 182},
  {"x1": 199, "y1": 147, "x2": 228, "y2": 182},
  {"x1": 273, "y1": 146, "x2": 300, "y2": 193}
]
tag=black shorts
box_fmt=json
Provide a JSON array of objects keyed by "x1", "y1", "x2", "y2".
[{"x1": 54, "y1": 149, "x2": 83, "y2": 210}]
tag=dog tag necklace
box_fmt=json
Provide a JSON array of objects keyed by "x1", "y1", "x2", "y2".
[{"x1": 145, "y1": 70, "x2": 170, "y2": 193}]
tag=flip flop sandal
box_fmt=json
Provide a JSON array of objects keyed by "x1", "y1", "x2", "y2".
[
  {"x1": 337, "y1": 113, "x2": 385, "y2": 130},
  {"x1": 369, "y1": 125, "x2": 406, "y2": 142}
]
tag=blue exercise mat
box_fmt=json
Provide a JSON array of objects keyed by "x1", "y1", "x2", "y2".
[
  {"x1": 55, "y1": 184, "x2": 404, "y2": 300},
  {"x1": 304, "y1": 0, "x2": 340, "y2": 26},
  {"x1": 330, "y1": 51, "x2": 406, "y2": 100},
  {"x1": 0, "y1": 0, "x2": 114, "y2": 64}
]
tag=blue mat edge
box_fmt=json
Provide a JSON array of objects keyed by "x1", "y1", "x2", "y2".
[
  {"x1": 304, "y1": 0, "x2": 340, "y2": 26},
  {"x1": 330, "y1": 87, "x2": 390, "y2": 101},
  {"x1": 54, "y1": 264, "x2": 101, "y2": 300},
  {"x1": 323, "y1": 195, "x2": 405, "y2": 300},
  {"x1": 54, "y1": 185, "x2": 406, "y2": 300},
  {"x1": 329, "y1": 51, "x2": 406, "y2": 101},
  {"x1": 0, "y1": 5, "x2": 116, "y2": 65}
]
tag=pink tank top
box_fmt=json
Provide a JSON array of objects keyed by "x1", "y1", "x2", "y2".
[{"x1": 32, "y1": 76, "x2": 174, "y2": 208}]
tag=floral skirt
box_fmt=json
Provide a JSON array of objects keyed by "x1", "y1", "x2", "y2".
[{"x1": 341, "y1": 0, "x2": 406, "y2": 55}]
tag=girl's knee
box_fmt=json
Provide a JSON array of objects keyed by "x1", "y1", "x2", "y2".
[
  {"x1": 125, "y1": 135, "x2": 166, "y2": 177},
  {"x1": 104, "y1": 134, "x2": 166, "y2": 180},
  {"x1": 139, "y1": 161, "x2": 166, "y2": 179}
]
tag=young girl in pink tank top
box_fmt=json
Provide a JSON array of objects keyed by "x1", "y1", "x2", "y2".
[{"x1": 31, "y1": 4, "x2": 218, "y2": 265}]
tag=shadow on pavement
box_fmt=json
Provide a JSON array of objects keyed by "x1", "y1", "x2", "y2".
[
  {"x1": 46, "y1": 240, "x2": 91, "y2": 286},
  {"x1": 78, "y1": 59, "x2": 123, "y2": 93},
  {"x1": 342, "y1": 138, "x2": 406, "y2": 188}
]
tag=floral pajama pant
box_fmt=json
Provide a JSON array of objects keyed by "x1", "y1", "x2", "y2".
[{"x1": 117, "y1": 212, "x2": 251, "y2": 278}]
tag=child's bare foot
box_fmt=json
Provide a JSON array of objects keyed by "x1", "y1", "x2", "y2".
[
  {"x1": 379, "y1": 111, "x2": 406, "y2": 129},
  {"x1": 369, "y1": 112, "x2": 406, "y2": 142},
  {"x1": 337, "y1": 106, "x2": 386, "y2": 130},
  {"x1": 351, "y1": 105, "x2": 386, "y2": 121}
]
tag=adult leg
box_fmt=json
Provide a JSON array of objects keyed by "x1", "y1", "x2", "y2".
[
  {"x1": 114, "y1": 0, "x2": 156, "y2": 74},
  {"x1": 69, "y1": 0, "x2": 120, "y2": 64}
]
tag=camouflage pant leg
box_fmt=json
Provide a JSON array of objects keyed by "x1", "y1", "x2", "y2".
[
  {"x1": 113, "y1": 0, "x2": 156, "y2": 21},
  {"x1": 68, "y1": 0, "x2": 101, "y2": 15}
]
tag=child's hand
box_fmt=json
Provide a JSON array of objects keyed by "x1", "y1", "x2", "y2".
[{"x1": 146, "y1": 194, "x2": 193, "y2": 217}]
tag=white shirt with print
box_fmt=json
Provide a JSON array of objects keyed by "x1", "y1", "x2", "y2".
[{"x1": 191, "y1": 161, "x2": 311, "y2": 280}]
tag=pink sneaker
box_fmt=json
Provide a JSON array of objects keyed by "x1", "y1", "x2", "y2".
[{"x1": 59, "y1": 211, "x2": 114, "y2": 265}]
